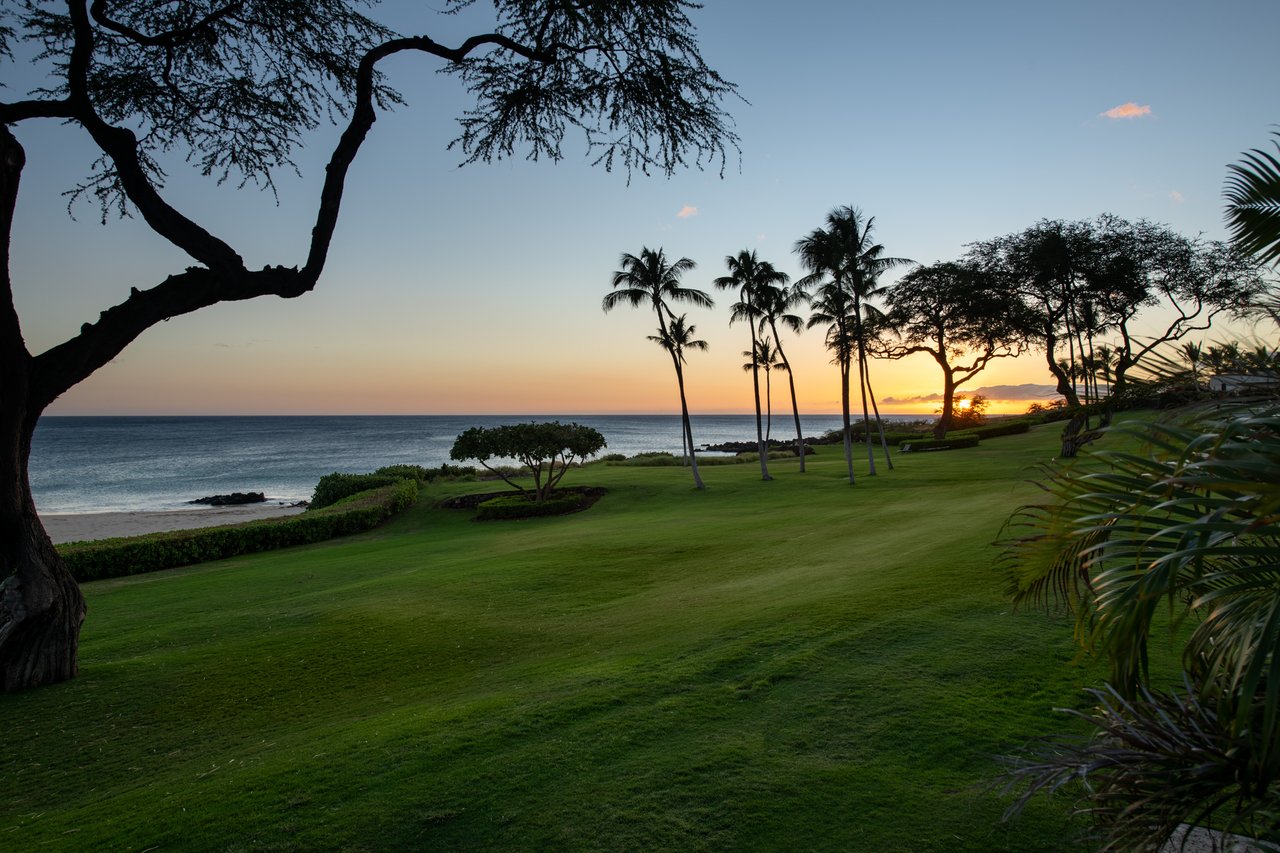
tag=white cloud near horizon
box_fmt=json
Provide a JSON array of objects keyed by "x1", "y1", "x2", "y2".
[
  {"x1": 1101, "y1": 102, "x2": 1153, "y2": 119},
  {"x1": 677, "y1": 205, "x2": 698, "y2": 219}
]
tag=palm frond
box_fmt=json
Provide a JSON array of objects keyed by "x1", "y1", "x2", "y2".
[{"x1": 1225, "y1": 130, "x2": 1280, "y2": 266}]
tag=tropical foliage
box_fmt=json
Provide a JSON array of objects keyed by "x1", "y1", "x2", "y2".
[
  {"x1": 715, "y1": 250, "x2": 790, "y2": 481},
  {"x1": 1000, "y1": 130, "x2": 1280, "y2": 850},
  {"x1": 796, "y1": 206, "x2": 912, "y2": 482},
  {"x1": 1225, "y1": 129, "x2": 1280, "y2": 267}
]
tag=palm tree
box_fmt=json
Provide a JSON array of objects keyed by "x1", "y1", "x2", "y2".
[
  {"x1": 803, "y1": 272, "x2": 858, "y2": 484},
  {"x1": 1224, "y1": 128, "x2": 1280, "y2": 266},
  {"x1": 797, "y1": 206, "x2": 913, "y2": 478},
  {"x1": 793, "y1": 203, "x2": 916, "y2": 473},
  {"x1": 604, "y1": 247, "x2": 714, "y2": 489},
  {"x1": 715, "y1": 250, "x2": 789, "y2": 481},
  {"x1": 756, "y1": 282, "x2": 810, "y2": 471},
  {"x1": 742, "y1": 337, "x2": 784, "y2": 443}
]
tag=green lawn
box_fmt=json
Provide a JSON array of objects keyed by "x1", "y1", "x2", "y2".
[{"x1": 2, "y1": 425, "x2": 1166, "y2": 851}]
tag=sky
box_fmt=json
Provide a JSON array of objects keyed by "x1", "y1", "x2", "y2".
[{"x1": 8, "y1": 0, "x2": 1279, "y2": 416}]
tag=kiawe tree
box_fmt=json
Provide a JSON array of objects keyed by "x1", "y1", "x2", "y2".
[
  {"x1": 880, "y1": 262, "x2": 1034, "y2": 439},
  {"x1": 0, "y1": 1, "x2": 739, "y2": 691},
  {"x1": 604, "y1": 248, "x2": 714, "y2": 490}
]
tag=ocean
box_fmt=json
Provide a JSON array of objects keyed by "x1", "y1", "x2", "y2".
[{"x1": 29, "y1": 414, "x2": 926, "y2": 514}]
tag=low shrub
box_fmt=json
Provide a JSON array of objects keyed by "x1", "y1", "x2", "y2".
[
  {"x1": 969, "y1": 421, "x2": 1032, "y2": 439},
  {"x1": 312, "y1": 472, "x2": 407, "y2": 508},
  {"x1": 899, "y1": 435, "x2": 981, "y2": 452},
  {"x1": 373, "y1": 464, "x2": 435, "y2": 481},
  {"x1": 59, "y1": 480, "x2": 419, "y2": 581},
  {"x1": 476, "y1": 492, "x2": 585, "y2": 520}
]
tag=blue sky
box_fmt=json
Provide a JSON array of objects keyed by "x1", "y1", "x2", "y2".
[{"x1": 8, "y1": 0, "x2": 1277, "y2": 414}]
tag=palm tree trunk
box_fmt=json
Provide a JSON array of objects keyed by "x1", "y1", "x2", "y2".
[
  {"x1": 764, "y1": 369, "x2": 773, "y2": 443},
  {"x1": 856, "y1": 345, "x2": 876, "y2": 476},
  {"x1": 749, "y1": 326, "x2": 771, "y2": 481},
  {"x1": 840, "y1": 358, "x2": 855, "y2": 485},
  {"x1": 671, "y1": 356, "x2": 705, "y2": 490},
  {"x1": 864, "y1": 363, "x2": 894, "y2": 471},
  {"x1": 770, "y1": 322, "x2": 806, "y2": 473},
  {"x1": 852, "y1": 297, "x2": 876, "y2": 475}
]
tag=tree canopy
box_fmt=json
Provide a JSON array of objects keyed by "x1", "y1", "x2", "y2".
[
  {"x1": 880, "y1": 261, "x2": 1033, "y2": 438},
  {"x1": 450, "y1": 421, "x2": 606, "y2": 502}
]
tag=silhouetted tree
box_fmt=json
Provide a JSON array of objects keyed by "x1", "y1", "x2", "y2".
[
  {"x1": 797, "y1": 206, "x2": 912, "y2": 476},
  {"x1": 966, "y1": 216, "x2": 1263, "y2": 455},
  {"x1": 798, "y1": 229, "x2": 857, "y2": 483},
  {"x1": 715, "y1": 250, "x2": 789, "y2": 481},
  {"x1": 0, "y1": 1, "x2": 739, "y2": 690},
  {"x1": 605, "y1": 248, "x2": 714, "y2": 489},
  {"x1": 880, "y1": 262, "x2": 1034, "y2": 438},
  {"x1": 742, "y1": 337, "x2": 784, "y2": 442},
  {"x1": 755, "y1": 282, "x2": 809, "y2": 471}
]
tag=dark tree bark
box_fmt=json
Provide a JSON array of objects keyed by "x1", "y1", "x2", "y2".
[{"x1": 0, "y1": 129, "x2": 86, "y2": 690}]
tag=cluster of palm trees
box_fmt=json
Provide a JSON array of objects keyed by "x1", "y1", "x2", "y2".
[{"x1": 603, "y1": 206, "x2": 910, "y2": 488}]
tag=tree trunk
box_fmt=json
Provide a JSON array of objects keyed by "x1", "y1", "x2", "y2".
[
  {"x1": 934, "y1": 368, "x2": 956, "y2": 440},
  {"x1": 0, "y1": 124, "x2": 87, "y2": 691},
  {"x1": 865, "y1": 366, "x2": 894, "y2": 471},
  {"x1": 0, "y1": 399, "x2": 86, "y2": 692},
  {"x1": 770, "y1": 323, "x2": 805, "y2": 473},
  {"x1": 840, "y1": 358, "x2": 855, "y2": 485},
  {"x1": 856, "y1": 346, "x2": 876, "y2": 476},
  {"x1": 749, "y1": 327, "x2": 771, "y2": 481},
  {"x1": 672, "y1": 358, "x2": 705, "y2": 490}
]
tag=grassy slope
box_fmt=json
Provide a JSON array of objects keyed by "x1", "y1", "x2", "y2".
[{"x1": 1, "y1": 424, "x2": 1167, "y2": 851}]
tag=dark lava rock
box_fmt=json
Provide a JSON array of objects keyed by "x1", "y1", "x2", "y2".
[{"x1": 188, "y1": 491, "x2": 267, "y2": 506}]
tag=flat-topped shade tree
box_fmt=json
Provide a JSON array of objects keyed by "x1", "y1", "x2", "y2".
[
  {"x1": 0, "y1": 0, "x2": 739, "y2": 691},
  {"x1": 450, "y1": 422, "x2": 606, "y2": 503},
  {"x1": 604, "y1": 248, "x2": 714, "y2": 489},
  {"x1": 879, "y1": 262, "x2": 1035, "y2": 439},
  {"x1": 965, "y1": 216, "x2": 1264, "y2": 456},
  {"x1": 714, "y1": 250, "x2": 790, "y2": 481}
]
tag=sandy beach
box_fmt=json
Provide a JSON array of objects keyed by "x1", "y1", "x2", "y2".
[{"x1": 42, "y1": 504, "x2": 307, "y2": 545}]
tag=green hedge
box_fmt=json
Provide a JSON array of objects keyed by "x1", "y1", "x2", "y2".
[
  {"x1": 312, "y1": 472, "x2": 408, "y2": 508},
  {"x1": 899, "y1": 436, "x2": 981, "y2": 452},
  {"x1": 968, "y1": 421, "x2": 1032, "y2": 439},
  {"x1": 59, "y1": 480, "x2": 419, "y2": 582},
  {"x1": 476, "y1": 492, "x2": 584, "y2": 520}
]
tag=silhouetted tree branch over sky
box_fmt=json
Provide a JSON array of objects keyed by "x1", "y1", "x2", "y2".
[{"x1": 0, "y1": 0, "x2": 739, "y2": 691}]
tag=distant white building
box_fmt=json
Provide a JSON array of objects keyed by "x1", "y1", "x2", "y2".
[{"x1": 1207, "y1": 373, "x2": 1280, "y2": 393}]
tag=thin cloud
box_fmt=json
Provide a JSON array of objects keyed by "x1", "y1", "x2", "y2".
[
  {"x1": 881, "y1": 384, "x2": 1061, "y2": 404},
  {"x1": 676, "y1": 205, "x2": 698, "y2": 219},
  {"x1": 1101, "y1": 102, "x2": 1153, "y2": 120},
  {"x1": 1169, "y1": 190, "x2": 1185, "y2": 203}
]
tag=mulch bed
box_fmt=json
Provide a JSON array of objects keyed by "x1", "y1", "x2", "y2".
[{"x1": 439, "y1": 486, "x2": 607, "y2": 513}]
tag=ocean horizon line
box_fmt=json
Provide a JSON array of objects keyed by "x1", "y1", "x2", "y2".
[{"x1": 40, "y1": 411, "x2": 930, "y2": 419}]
